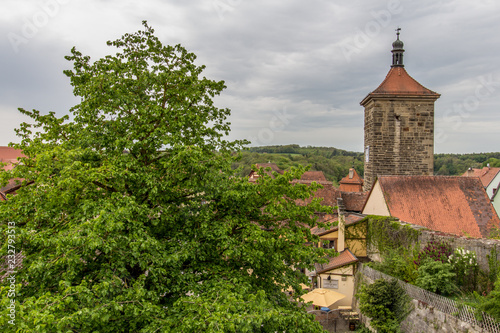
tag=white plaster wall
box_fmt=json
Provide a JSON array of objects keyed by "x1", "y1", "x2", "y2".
[
  {"x1": 493, "y1": 195, "x2": 500, "y2": 218},
  {"x1": 362, "y1": 180, "x2": 390, "y2": 216},
  {"x1": 317, "y1": 265, "x2": 355, "y2": 308},
  {"x1": 486, "y1": 174, "x2": 500, "y2": 198}
]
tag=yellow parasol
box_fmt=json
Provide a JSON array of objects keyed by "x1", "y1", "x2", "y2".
[{"x1": 300, "y1": 288, "x2": 346, "y2": 308}]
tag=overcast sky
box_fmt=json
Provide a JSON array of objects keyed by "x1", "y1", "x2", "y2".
[{"x1": 1, "y1": 0, "x2": 499, "y2": 153}]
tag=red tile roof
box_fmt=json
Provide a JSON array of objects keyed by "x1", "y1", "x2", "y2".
[
  {"x1": 315, "y1": 249, "x2": 358, "y2": 274},
  {"x1": 314, "y1": 213, "x2": 339, "y2": 224},
  {"x1": 0, "y1": 179, "x2": 23, "y2": 194},
  {"x1": 247, "y1": 164, "x2": 368, "y2": 212},
  {"x1": 294, "y1": 181, "x2": 342, "y2": 207},
  {"x1": 376, "y1": 176, "x2": 500, "y2": 238},
  {"x1": 0, "y1": 147, "x2": 24, "y2": 171},
  {"x1": 339, "y1": 168, "x2": 363, "y2": 185},
  {"x1": 462, "y1": 167, "x2": 500, "y2": 188},
  {"x1": 0, "y1": 147, "x2": 26, "y2": 198},
  {"x1": 248, "y1": 163, "x2": 284, "y2": 181},
  {"x1": 339, "y1": 168, "x2": 364, "y2": 192},
  {"x1": 368, "y1": 66, "x2": 440, "y2": 97},
  {"x1": 310, "y1": 213, "x2": 365, "y2": 236},
  {"x1": 249, "y1": 166, "x2": 327, "y2": 183},
  {"x1": 294, "y1": 180, "x2": 367, "y2": 213},
  {"x1": 300, "y1": 171, "x2": 327, "y2": 181},
  {"x1": 254, "y1": 163, "x2": 283, "y2": 174},
  {"x1": 341, "y1": 192, "x2": 368, "y2": 212}
]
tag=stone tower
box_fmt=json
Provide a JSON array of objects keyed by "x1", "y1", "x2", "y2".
[{"x1": 360, "y1": 30, "x2": 440, "y2": 191}]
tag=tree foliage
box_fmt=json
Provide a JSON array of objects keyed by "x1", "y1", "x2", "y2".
[
  {"x1": 415, "y1": 260, "x2": 456, "y2": 296},
  {"x1": 357, "y1": 279, "x2": 411, "y2": 333},
  {"x1": 434, "y1": 152, "x2": 500, "y2": 175},
  {"x1": 232, "y1": 146, "x2": 364, "y2": 185},
  {"x1": 0, "y1": 22, "x2": 331, "y2": 332},
  {"x1": 233, "y1": 147, "x2": 500, "y2": 183},
  {"x1": 478, "y1": 274, "x2": 500, "y2": 322}
]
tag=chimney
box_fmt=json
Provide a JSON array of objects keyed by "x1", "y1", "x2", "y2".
[
  {"x1": 337, "y1": 198, "x2": 345, "y2": 252},
  {"x1": 349, "y1": 168, "x2": 354, "y2": 179},
  {"x1": 467, "y1": 167, "x2": 474, "y2": 177}
]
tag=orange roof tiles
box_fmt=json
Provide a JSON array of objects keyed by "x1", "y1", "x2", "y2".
[
  {"x1": 372, "y1": 66, "x2": 440, "y2": 96},
  {"x1": 247, "y1": 164, "x2": 368, "y2": 212},
  {"x1": 339, "y1": 168, "x2": 363, "y2": 192},
  {"x1": 377, "y1": 176, "x2": 500, "y2": 238},
  {"x1": 294, "y1": 180, "x2": 367, "y2": 212},
  {"x1": 0, "y1": 147, "x2": 25, "y2": 198},
  {"x1": 0, "y1": 146, "x2": 24, "y2": 171},
  {"x1": 339, "y1": 168, "x2": 363, "y2": 185},
  {"x1": 341, "y1": 192, "x2": 368, "y2": 212},
  {"x1": 254, "y1": 163, "x2": 283, "y2": 174},
  {"x1": 310, "y1": 213, "x2": 365, "y2": 236},
  {"x1": 248, "y1": 163, "x2": 284, "y2": 181},
  {"x1": 294, "y1": 181, "x2": 342, "y2": 207},
  {"x1": 361, "y1": 67, "x2": 440, "y2": 105},
  {"x1": 315, "y1": 249, "x2": 358, "y2": 274},
  {"x1": 463, "y1": 167, "x2": 500, "y2": 188},
  {"x1": 300, "y1": 171, "x2": 327, "y2": 181},
  {"x1": 1, "y1": 179, "x2": 23, "y2": 194},
  {"x1": 339, "y1": 168, "x2": 364, "y2": 192}
]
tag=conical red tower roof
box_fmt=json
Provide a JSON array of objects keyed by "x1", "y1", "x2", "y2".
[
  {"x1": 374, "y1": 66, "x2": 439, "y2": 96},
  {"x1": 361, "y1": 67, "x2": 440, "y2": 105}
]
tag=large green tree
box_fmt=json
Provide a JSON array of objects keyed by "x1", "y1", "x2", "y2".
[{"x1": 0, "y1": 22, "x2": 331, "y2": 332}]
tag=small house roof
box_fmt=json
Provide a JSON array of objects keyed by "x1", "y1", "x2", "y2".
[
  {"x1": 315, "y1": 249, "x2": 358, "y2": 274},
  {"x1": 339, "y1": 168, "x2": 363, "y2": 185},
  {"x1": 462, "y1": 167, "x2": 500, "y2": 188},
  {"x1": 300, "y1": 171, "x2": 327, "y2": 181}
]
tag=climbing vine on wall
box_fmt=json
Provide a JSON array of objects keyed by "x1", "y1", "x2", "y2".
[
  {"x1": 363, "y1": 216, "x2": 421, "y2": 283},
  {"x1": 364, "y1": 216, "x2": 421, "y2": 257}
]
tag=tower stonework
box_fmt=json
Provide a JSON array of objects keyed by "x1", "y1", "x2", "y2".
[{"x1": 360, "y1": 31, "x2": 440, "y2": 191}]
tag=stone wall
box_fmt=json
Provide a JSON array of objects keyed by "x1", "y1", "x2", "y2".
[
  {"x1": 368, "y1": 220, "x2": 500, "y2": 274},
  {"x1": 400, "y1": 299, "x2": 486, "y2": 333},
  {"x1": 363, "y1": 97, "x2": 436, "y2": 191},
  {"x1": 416, "y1": 226, "x2": 500, "y2": 273}
]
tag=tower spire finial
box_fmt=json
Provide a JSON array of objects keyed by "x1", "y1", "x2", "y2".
[{"x1": 391, "y1": 27, "x2": 404, "y2": 67}]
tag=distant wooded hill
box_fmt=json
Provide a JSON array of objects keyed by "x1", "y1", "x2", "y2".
[{"x1": 231, "y1": 145, "x2": 500, "y2": 186}]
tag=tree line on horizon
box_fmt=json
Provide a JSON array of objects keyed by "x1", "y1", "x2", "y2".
[{"x1": 232, "y1": 144, "x2": 500, "y2": 185}]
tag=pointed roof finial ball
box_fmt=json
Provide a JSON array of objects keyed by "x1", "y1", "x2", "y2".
[{"x1": 392, "y1": 27, "x2": 404, "y2": 49}]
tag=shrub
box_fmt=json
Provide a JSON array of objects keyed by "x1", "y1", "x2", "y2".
[
  {"x1": 416, "y1": 259, "x2": 456, "y2": 296},
  {"x1": 415, "y1": 240, "x2": 453, "y2": 267},
  {"x1": 357, "y1": 279, "x2": 411, "y2": 333},
  {"x1": 477, "y1": 274, "x2": 500, "y2": 321},
  {"x1": 370, "y1": 248, "x2": 418, "y2": 284},
  {"x1": 448, "y1": 247, "x2": 479, "y2": 292}
]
